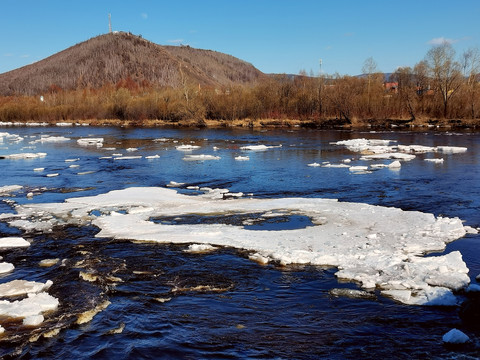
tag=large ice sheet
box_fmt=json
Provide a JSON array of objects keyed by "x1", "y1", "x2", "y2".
[{"x1": 6, "y1": 187, "x2": 473, "y2": 306}]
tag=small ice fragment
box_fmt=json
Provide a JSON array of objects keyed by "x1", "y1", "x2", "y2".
[
  {"x1": 65, "y1": 158, "x2": 79, "y2": 162},
  {"x1": 126, "y1": 148, "x2": 138, "y2": 152},
  {"x1": 183, "y1": 155, "x2": 220, "y2": 161},
  {"x1": 235, "y1": 156, "x2": 249, "y2": 161},
  {"x1": 388, "y1": 160, "x2": 401, "y2": 168},
  {"x1": 0, "y1": 263, "x2": 14, "y2": 274},
  {"x1": 307, "y1": 162, "x2": 321, "y2": 167},
  {"x1": 166, "y1": 181, "x2": 184, "y2": 188},
  {"x1": 77, "y1": 138, "x2": 104, "y2": 146},
  {"x1": 436, "y1": 146, "x2": 467, "y2": 153},
  {"x1": 33, "y1": 168, "x2": 44, "y2": 172},
  {"x1": 27, "y1": 192, "x2": 34, "y2": 198},
  {"x1": 113, "y1": 156, "x2": 142, "y2": 160},
  {"x1": 46, "y1": 173, "x2": 59, "y2": 177},
  {"x1": 39, "y1": 258, "x2": 60, "y2": 267},
  {"x1": 145, "y1": 155, "x2": 160, "y2": 159},
  {"x1": 0, "y1": 237, "x2": 30, "y2": 248},
  {"x1": 184, "y1": 244, "x2": 218, "y2": 253},
  {"x1": 69, "y1": 164, "x2": 80, "y2": 168},
  {"x1": 23, "y1": 314, "x2": 44, "y2": 326},
  {"x1": 349, "y1": 166, "x2": 369, "y2": 172},
  {"x1": 442, "y1": 328, "x2": 470, "y2": 344},
  {"x1": 424, "y1": 158, "x2": 444, "y2": 164},
  {"x1": 176, "y1": 145, "x2": 200, "y2": 151},
  {"x1": 249, "y1": 253, "x2": 269, "y2": 265}
]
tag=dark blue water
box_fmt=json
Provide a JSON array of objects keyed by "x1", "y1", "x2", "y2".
[{"x1": 1, "y1": 126, "x2": 480, "y2": 359}]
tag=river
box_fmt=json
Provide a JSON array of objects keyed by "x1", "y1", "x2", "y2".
[{"x1": 0, "y1": 125, "x2": 479, "y2": 359}]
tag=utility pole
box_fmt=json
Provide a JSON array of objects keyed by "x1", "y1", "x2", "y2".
[
  {"x1": 319, "y1": 58, "x2": 323, "y2": 75},
  {"x1": 108, "y1": 13, "x2": 112, "y2": 33}
]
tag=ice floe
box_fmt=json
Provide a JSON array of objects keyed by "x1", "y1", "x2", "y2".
[
  {"x1": 234, "y1": 156, "x2": 250, "y2": 161},
  {"x1": 6, "y1": 186, "x2": 472, "y2": 306},
  {"x1": 442, "y1": 328, "x2": 470, "y2": 344},
  {"x1": 0, "y1": 185, "x2": 23, "y2": 195},
  {"x1": 0, "y1": 237, "x2": 30, "y2": 248},
  {"x1": 145, "y1": 155, "x2": 160, "y2": 159},
  {"x1": 113, "y1": 156, "x2": 142, "y2": 160},
  {"x1": 3, "y1": 152, "x2": 47, "y2": 159},
  {"x1": 425, "y1": 158, "x2": 444, "y2": 164},
  {"x1": 240, "y1": 144, "x2": 282, "y2": 151},
  {"x1": 0, "y1": 263, "x2": 14, "y2": 274},
  {"x1": 31, "y1": 136, "x2": 70, "y2": 144},
  {"x1": 183, "y1": 155, "x2": 220, "y2": 161},
  {"x1": 176, "y1": 144, "x2": 200, "y2": 151},
  {"x1": 77, "y1": 138, "x2": 104, "y2": 147},
  {"x1": 0, "y1": 279, "x2": 52, "y2": 297}
]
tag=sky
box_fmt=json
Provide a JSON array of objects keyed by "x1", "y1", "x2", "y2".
[{"x1": 2, "y1": 0, "x2": 480, "y2": 76}]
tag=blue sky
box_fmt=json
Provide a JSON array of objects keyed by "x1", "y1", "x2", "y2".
[{"x1": 2, "y1": 0, "x2": 480, "y2": 76}]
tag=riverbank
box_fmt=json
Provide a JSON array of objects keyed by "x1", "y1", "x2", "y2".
[{"x1": 2, "y1": 117, "x2": 480, "y2": 130}]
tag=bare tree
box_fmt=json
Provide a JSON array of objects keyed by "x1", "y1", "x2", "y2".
[
  {"x1": 461, "y1": 47, "x2": 480, "y2": 118},
  {"x1": 425, "y1": 42, "x2": 462, "y2": 118}
]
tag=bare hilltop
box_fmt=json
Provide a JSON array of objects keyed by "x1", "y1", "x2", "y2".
[{"x1": 0, "y1": 32, "x2": 264, "y2": 96}]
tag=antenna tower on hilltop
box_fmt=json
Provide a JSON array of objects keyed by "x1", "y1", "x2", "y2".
[{"x1": 108, "y1": 13, "x2": 112, "y2": 33}]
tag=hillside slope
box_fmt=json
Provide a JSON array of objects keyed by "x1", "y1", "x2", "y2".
[{"x1": 0, "y1": 32, "x2": 265, "y2": 95}]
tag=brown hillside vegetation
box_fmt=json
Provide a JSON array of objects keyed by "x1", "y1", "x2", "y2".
[
  {"x1": 0, "y1": 32, "x2": 264, "y2": 96},
  {"x1": 1, "y1": 38, "x2": 480, "y2": 128}
]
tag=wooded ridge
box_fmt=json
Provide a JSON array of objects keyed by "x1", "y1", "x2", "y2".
[{"x1": 1, "y1": 33, "x2": 480, "y2": 129}]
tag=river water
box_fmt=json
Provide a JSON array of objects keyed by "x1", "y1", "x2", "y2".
[{"x1": 1, "y1": 125, "x2": 480, "y2": 359}]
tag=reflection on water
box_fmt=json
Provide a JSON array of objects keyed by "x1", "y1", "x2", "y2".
[{"x1": 1, "y1": 126, "x2": 480, "y2": 358}]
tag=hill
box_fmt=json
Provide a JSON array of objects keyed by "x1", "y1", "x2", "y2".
[{"x1": 0, "y1": 32, "x2": 265, "y2": 95}]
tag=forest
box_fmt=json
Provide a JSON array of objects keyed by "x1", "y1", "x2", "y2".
[{"x1": 1, "y1": 42, "x2": 479, "y2": 128}]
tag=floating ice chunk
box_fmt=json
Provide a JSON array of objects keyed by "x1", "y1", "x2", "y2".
[
  {"x1": 183, "y1": 155, "x2": 220, "y2": 161},
  {"x1": 113, "y1": 156, "x2": 142, "y2": 160},
  {"x1": 39, "y1": 258, "x2": 60, "y2": 267},
  {"x1": 0, "y1": 280, "x2": 53, "y2": 297},
  {"x1": 65, "y1": 158, "x2": 79, "y2": 162},
  {"x1": 4, "y1": 152, "x2": 47, "y2": 159},
  {"x1": 69, "y1": 164, "x2": 80, "y2": 168},
  {"x1": 436, "y1": 146, "x2": 467, "y2": 153},
  {"x1": 442, "y1": 328, "x2": 470, "y2": 344},
  {"x1": 235, "y1": 156, "x2": 249, "y2": 161},
  {"x1": 370, "y1": 164, "x2": 388, "y2": 169},
  {"x1": 425, "y1": 158, "x2": 444, "y2": 164},
  {"x1": 32, "y1": 136, "x2": 70, "y2": 144},
  {"x1": 349, "y1": 166, "x2": 369, "y2": 172},
  {"x1": 0, "y1": 263, "x2": 14, "y2": 274},
  {"x1": 184, "y1": 244, "x2": 218, "y2": 253},
  {"x1": 46, "y1": 173, "x2": 59, "y2": 177},
  {"x1": 33, "y1": 167, "x2": 44, "y2": 172},
  {"x1": 329, "y1": 288, "x2": 376, "y2": 300},
  {"x1": 0, "y1": 237, "x2": 30, "y2": 248},
  {"x1": 249, "y1": 253, "x2": 270, "y2": 265},
  {"x1": 56, "y1": 122, "x2": 73, "y2": 126},
  {"x1": 77, "y1": 138, "x2": 104, "y2": 146},
  {"x1": 146, "y1": 155, "x2": 160, "y2": 159},
  {"x1": 9, "y1": 187, "x2": 472, "y2": 306},
  {"x1": 342, "y1": 159, "x2": 352, "y2": 163},
  {"x1": 103, "y1": 147, "x2": 116, "y2": 151},
  {"x1": 0, "y1": 185, "x2": 23, "y2": 195},
  {"x1": 323, "y1": 163, "x2": 350, "y2": 168},
  {"x1": 240, "y1": 144, "x2": 282, "y2": 151},
  {"x1": 23, "y1": 314, "x2": 44, "y2": 326},
  {"x1": 0, "y1": 291, "x2": 58, "y2": 319},
  {"x1": 360, "y1": 153, "x2": 416, "y2": 161},
  {"x1": 397, "y1": 145, "x2": 435, "y2": 153},
  {"x1": 176, "y1": 144, "x2": 200, "y2": 151},
  {"x1": 307, "y1": 162, "x2": 321, "y2": 167},
  {"x1": 77, "y1": 171, "x2": 95, "y2": 175},
  {"x1": 166, "y1": 181, "x2": 185, "y2": 188},
  {"x1": 388, "y1": 160, "x2": 401, "y2": 168},
  {"x1": 126, "y1": 148, "x2": 138, "y2": 152}
]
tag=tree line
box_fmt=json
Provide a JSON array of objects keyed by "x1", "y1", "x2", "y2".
[{"x1": 1, "y1": 42, "x2": 479, "y2": 126}]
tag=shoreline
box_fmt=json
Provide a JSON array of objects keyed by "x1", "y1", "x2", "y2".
[{"x1": 1, "y1": 117, "x2": 480, "y2": 131}]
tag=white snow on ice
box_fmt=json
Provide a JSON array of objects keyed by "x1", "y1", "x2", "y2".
[{"x1": 5, "y1": 186, "x2": 473, "y2": 306}]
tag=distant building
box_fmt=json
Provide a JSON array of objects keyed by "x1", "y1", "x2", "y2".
[{"x1": 384, "y1": 82, "x2": 398, "y2": 93}]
